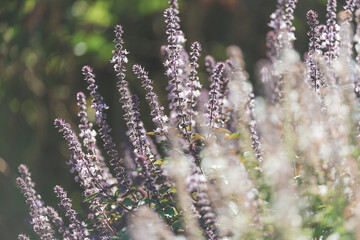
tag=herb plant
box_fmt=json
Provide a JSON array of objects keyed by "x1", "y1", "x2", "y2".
[{"x1": 17, "y1": 0, "x2": 360, "y2": 239}]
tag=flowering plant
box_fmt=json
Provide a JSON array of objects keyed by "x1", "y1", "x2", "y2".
[{"x1": 17, "y1": 0, "x2": 360, "y2": 239}]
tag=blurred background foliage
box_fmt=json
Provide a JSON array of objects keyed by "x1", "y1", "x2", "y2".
[{"x1": 0, "y1": 0, "x2": 328, "y2": 238}]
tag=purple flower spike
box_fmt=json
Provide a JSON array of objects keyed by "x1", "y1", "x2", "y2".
[
  {"x1": 54, "y1": 118, "x2": 96, "y2": 190},
  {"x1": 186, "y1": 42, "x2": 202, "y2": 133},
  {"x1": 279, "y1": 0, "x2": 298, "y2": 49},
  {"x1": 205, "y1": 55, "x2": 216, "y2": 75},
  {"x1": 110, "y1": 25, "x2": 136, "y2": 137},
  {"x1": 344, "y1": 0, "x2": 355, "y2": 13},
  {"x1": 77, "y1": 92, "x2": 96, "y2": 153},
  {"x1": 268, "y1": 0, "x2": 285, "y2": 32},
  {"x1": 46, "y1": 206, "x2": 72, "y2": 239},
  {"x1": 355, "y1": 6, "x2": 360, "y2": 64},
  {"x1": 111, "y1": 27, "x2": 162, "y2": 185},
  {"x1": 248, "y1": 97, "x2": 264, "y2": 163},
  {"x1": 111, "y1": 26, "x2": 142, "y2": 149},
  {"x1": 17, "y1": 165, "x2": 55, "y2": 240},
  {"x1": 82, "y1": 66, "x2": 130, "y2": 189},
  {"x1": 205, "y1": 62, "x2": 225, "y2": 129},
  {"x1": 284, "y1": 0, "x2": 298, "y2": 32},
  {"x1": 306, "y1": 10, "x2": 323, "y2": 92},
  {"x1": 169, "y1": 0, "x2": 179, "y2": 9},
  {"x1": 164, "y1": 6, "x2": 190, "y2": 137},
  {"x1": 267, "y1": 0, "x2": 298, "y2": 57},
  {"x1": 129, "y1": 94, "x2": 151, "y2": 158},
  {"x1": 307, "y1": 10, "x2": 321, "y2": 55},
  {"x1": 325, "y1": 0, "x2": 340, "y2": 63},
  {"x1": 133, "y1": 64, "x2": 169, "y2": 135},
  {"x1": 76, "y1": 92, "x2": 114, "y2": 184},
  {"x1": 18, "y1": 234, "x2": 30, "y2": 240},
  {"x1": 217, "y1": 61, "x2": 232, "y2": 125},
  {"x1": 266, "y1": 32, "x2": 278, "y2": 63},
  {"x1": 267, "y1": 0, "x2": 286, "y2": 61},
  {"x1": 186, "y1": 163, "x2": 218, "y2": 240},
  {"x1": 54, "y1": 185, "x2": 89, "y2": 239},
  {"x1": 111, "y1": 25, "x2": 130, "y2": 90}
]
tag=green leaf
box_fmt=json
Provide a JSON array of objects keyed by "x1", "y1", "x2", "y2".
[
  {"x1": 122, "y1": 198, "x2": 133, "y2": 207},
  {"x1": 115, "y1": 186, "x2": 128, "y2": 198},
  {"x1": 136, "y1": 198, "x2": 153, "y2": 207},
  {"x1": 161, "y1": 187, "x2": 177, "y2": 198},
  {"x1": 151, "y1": 169, "x2": 163, "y2": 175},
  {"x1": 160, "y1": 206, "x2": 178, "y2": 219},
  {"x1": 121, "y1": 189, "x2": 135, "y2": 198},
  {"x1": 102, "y1": 198, "x2": 114, "y2": 203},
  {"x1": 147, "y1": 132, "x2": 159, "y2": 135},
  {"x1": 224, "y1": 132, "x2": 241, "y2": 140},
  {"x1": 153, "y1": 159, "x2": 167, "y2": 165},
  {"x1": 160, "y1": 199, "x2": 172, "y2": 207},
  {"x1": 115, "y1": 190, "x2": 121, "y2": 198},
  {"x1": 169, "y1": 188, "x2": 177, "y2": 194},
  {"x1": 191, "y1": 133, "x2": 205, "y2": 140},
  {"x1": 214, "y1": 128, "x2": 231, "y2": 134},
  {"x1": 159, "y1": 186, "x2": 171, "y2": 194},
  {"x1": 83, "y1": 192, "x2": 99, "y2": 203},
  {"x1": 171, "y1": 219, "x2": 184, "y2": 233}
]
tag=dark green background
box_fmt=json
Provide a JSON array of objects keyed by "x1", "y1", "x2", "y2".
[{"x1": 0, "y1": 0, "x2": 329, "y2": 239}]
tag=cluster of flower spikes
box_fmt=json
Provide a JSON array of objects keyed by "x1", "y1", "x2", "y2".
[
  {"x1": 262, "y1": 0, "x2": 356, "y2": 101},
  {"x1": 16, "y1": 0, "x2": 264, "y2": 239},
  {"x1": 267, "y1": 0, "x2": 298, "y2": 60},
  {"x1": 82, "y1": 66, "x2": 130, "y2": 189},
  {"x1": 53, "y1": 186, "x2": 89, "y2": 239},
  {"x1": 110, "y1": 24, "x2": 175, "y2": 204},
  {"x1": 17, "y1": 165, "x2": 55, "y2": 240},
  {"x1": 16, "y1": 165, "x2": 92, "y2": 240},
  {"x1": 76, "y1": 92, "x2": 114, "y2": 186},
  {"x1": 263, "y1": 0, "x2": 299, "y2": 103},
  {"x1": 303, "y1": 0, "x2": 360, "y2": 97}
]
